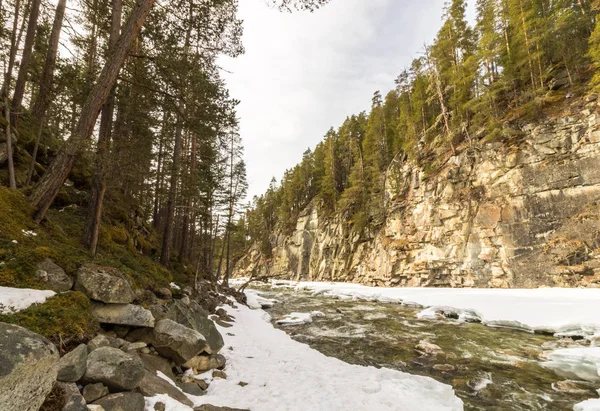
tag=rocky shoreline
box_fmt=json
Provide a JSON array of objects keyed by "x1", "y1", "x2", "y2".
[{"x1": 0, "y1": 261, "x2": 246, "y2": 411}]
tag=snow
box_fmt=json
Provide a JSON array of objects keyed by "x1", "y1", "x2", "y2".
[
  {"x1": 285, "y1": 281, "x2": 600, "y2": 336},
  {"x1": 244, "y1": 289, "x2": 277, "y2": 309},
  {"x1": 542, "y1": 348, "x2": 600, "y2": 383},
  {"x1": 275, "y1": 311, "x2": 325, "y2": 326},
  {"x1": 574, "y1": 398, "x2": 600, "y2": 411},
  {"x1": 0, "y1": 286, "x2": 56, "y2": 314},
  {"x1": 169, "y1": 282, "x2": 181, "y2": 290},
  {"x1": 147, "y1": 300, "x2": 463, "y2": 411}
]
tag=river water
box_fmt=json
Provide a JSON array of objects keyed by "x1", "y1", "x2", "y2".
[{"x1": 249, "y1": 285, "x2": 597, "y2": 410}]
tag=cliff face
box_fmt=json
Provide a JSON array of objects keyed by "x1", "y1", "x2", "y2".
[{"x1": 238, "y1": 97, "x2": 600, "y2": 288}]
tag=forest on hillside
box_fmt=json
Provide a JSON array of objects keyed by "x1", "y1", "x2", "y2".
[
  {"x1": 0, "y1": 0, "x2": 329, "y2": 287},
  {"x1": 246, "y1": 0, "x2": 600, "y2": 257}
]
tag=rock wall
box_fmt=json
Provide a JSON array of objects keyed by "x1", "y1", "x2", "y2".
[{"x1": 237, "y1": 97, "x2": 600, "y2": 288}]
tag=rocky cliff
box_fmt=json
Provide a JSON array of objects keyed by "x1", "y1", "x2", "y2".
[{"x1": 237, "y1": 96, "x2": 600, "y2": 288}]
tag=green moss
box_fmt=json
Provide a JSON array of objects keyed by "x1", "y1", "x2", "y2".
[{"x1": 0, "y1": 291, "x2": 98, "y2": 346}]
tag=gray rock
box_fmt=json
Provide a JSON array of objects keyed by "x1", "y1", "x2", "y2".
[
  {"x1": 154, "y1": 288, "x2": 172, "y2": 300},
  {"x1": 154, "y1": 404, "x2": 166, "y2": 411},
  {"x1": 83, "y1": 347, "x2": 144, "y2": 391},
  {"x1": 212, "y1": 370, "x2": 226, "y2": 379},
  {"x1": 177, "y1": 381, "x2": 205, "y2": 396},
  {"x1": 91, "y1": 303, "x2": 155, "y2": 328},
  {"x1": 166, "y1": 300, "x2": 224, "y2": 354},
  {"x1": 138, "y1": 370, "x2": 194, "y2": 407},
  {"x1": 126, "y1": 341, "x2": 147, "y2": 352},
  {"x1": 35, "y1": 258, "x2": 73, "y2": 292},
  {"x1": 82, "y1": 383, "x2": 109, "y2": 403},
  {"x1": 0, "y1": 323, "x2": 59, "y2": 411},
  {"x1": 152, "y1": 319, "x2": 207, "y2": 365},
  {"x1": 93, "y1": 392, "x2": 144, "y2": 411},
  {"x1": 56, "y1": 382, "x2": 87, "y2": 411},
  {"x1": 87, "y1": 335, "x2": 111, "y2": 352},
  {"x1": 87, "y1": 406, "x2": 105, "y2": 411},
  {"x1": 75, "y1": 264, "x2": 134, "y2": 304},
  {"x1": 138, "y1": 353, "x2": 175, "y2": 380},
  {"x1": 57, "y1": 344, "x2": 88, "y2": 382},
  {"x1": 184, "y1": 354, "x2": 226, "y2": 372}
]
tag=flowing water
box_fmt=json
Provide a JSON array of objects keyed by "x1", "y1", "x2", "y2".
[{"x1": 249, "y1": 285, "x2": 597, "y2": 410}]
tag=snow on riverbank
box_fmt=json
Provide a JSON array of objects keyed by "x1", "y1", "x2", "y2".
[
  {"x1": 146, "y1": 297, "x2": 464, "y2": 411},
  {"x1": 0, "y1": 286, "x2": 55, "y2": 314},
  {"x1": 269, "y1": 281, "x2": 600, "y2": 335}
]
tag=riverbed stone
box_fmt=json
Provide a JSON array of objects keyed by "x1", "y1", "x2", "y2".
[
  {"x1": 91, "y1": 303, "x2": 155, "y2": 327},
  {"x1": 57, "y1": 344, "x2": 88, "y2": 382},
  {"x1": 93, "y1": 392, "x2": 144, "y2": 411},
  {"x1": 35, "y1": 258, "x2": 73, "y2": 292},
  {"x1": 83, "y1": 346, "x2": 144, "y2": 391},
  {"x1": 75, "y1": 264, "x2": 135, "y2": 303},
  {"x1": 152, "y1": 319, "x2": 207, "y2": 365},
  {"x1": 0, "y1": 323, "x2": 59, "y2": 411}
]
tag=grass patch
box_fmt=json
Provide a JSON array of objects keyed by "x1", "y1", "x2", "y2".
[{"x1": 0, "y1": 291, "x2": 98, "y2": 348}]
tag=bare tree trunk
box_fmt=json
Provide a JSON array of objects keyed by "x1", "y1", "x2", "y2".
[
  {"x1": 153, "y1": 124, "x2": 165, "y2": 228},
  {"x1": 4, "y1": 96, "x2": 16, "y2": 189},
  {"x1": 1, "y1": 0, "x2": 23, "y2": 99},
  {"x1": 11, "y1": 0, "x2": 42, "y2": 121},
  {"x1": 26, "y1": 0, "x2": 67, "y2": 186},
  {"x1": 82, "y1": 0, "x2": 123, "y2": 254},
  {"x1": 29, "y1": 0, "x2": 156, "y2": 223},
  {"x1": 160, "y1": 112, "x2": 183, "y2": 267}
]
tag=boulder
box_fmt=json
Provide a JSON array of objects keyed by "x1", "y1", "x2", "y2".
[
  {"x1": 57, "y1": 344, "x2": 88, "y2": 382},
  {"x1": 138, "y1": 370, "x2": 194, "y2": 407},
  {"x1": 91, "y1": 303, "x2": 155, "y2": 328},
  {"x1": 56, "y1": 382, "x2": 87, "y2": 411},
  {"x1": 93, "y1": 392, "x2": 144, "y2": 411},
  {"x1": 152, "y1": 319, "x2": 207, "y2": 365},
  {"x1": 35, "y1": 258, "x2": 73, "y2": 292},
  {"x1": 138, "y1": 353, "x2": 175, "y2": 380},
  {"x1": 82, "y1": 383, "x2": 109, "y2": 403},
  {"x1": 0, "y1": 323, "x2": 59, "y2": 411},
  {"x1": 212, "y1": 370, "x2": 226, "y2": 379},
  {"x1": 178, "y1": 381, "x2": 205, "y2": 396},
  {"x1": 154, "y1": 288, "x2": 172, "y2": 300},
  {"x1": 166, "y1": 300, "x2": 224, "y2": 354},
  {"x1": 75, "y1": 264, "x2": 134, "y2": 303},
  {"x1": 83, "y1": 347, "x2": 144, "y2": 391},
  {"x1": 184, "y1": 354, "x2": 226, "y2": 372},
  {"x1": 87, "y1": 335, "x2": 111, "y2": 352}
]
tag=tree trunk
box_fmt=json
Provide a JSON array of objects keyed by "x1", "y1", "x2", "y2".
[
  {"x1": 26, "y1": 0, "x2": 67, "y2": 186},
  {"x1": 1, "y1": 0, "x2": 23, "y2": 99},
  {"x1": 29, "y1": 0, "x2": 156, "y2": 223},
  {"x1": 5, "y1": 96, "x2": 16, "y2": 189},
  {"x1": 160, "y1": 112, "x2": 183, "y2": 267},
  {"x1": 11, "y1": 0, "x2": 42, "y2": 121},
  {"x1": 82, "y1": 0, "x2": 123, "y2": 254}
]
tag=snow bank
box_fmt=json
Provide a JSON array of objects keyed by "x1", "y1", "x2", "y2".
[
  {"x1": 542, "y1": 348, "x2": 600, "y2": 383},
  {"x1": 276, "y1": 311, "x2": 325, "y2": 326},
  {"x1": 245, "y1": 290, "x2": 277, "y2": 309},
  {"x1": 289, "y1": 281, "x2": 600, "y2": 335},
  {"x1": 0, "y1": 286, "x2": 55, "y2": 314},
  {"x1": 187, "y1": 301, "x2": 463, "y2": 411},
  {"x1": 574, "y1": 398, "x2": 600, "y2": 411}
]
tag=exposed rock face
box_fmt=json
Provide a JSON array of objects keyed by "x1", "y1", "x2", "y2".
[
  {"x1": 91, "y1": 303, "x2": 155, "y2": 327},
  {"x1": 35, "y1": 258, "x2": 73, "y2": 292},
  {"x1": 237, "y1": 101, "x2": 600, "y2": 288},
  {"x1": 75, "y1": 264, "x2": 135, "y2": 303},
  {"x1": 83, "y1": 346, "x2": 144, "y2": 391},
  {"x1": 0, "y1": 323, "x2": 59, "y2": 411},
  {"x1": 57, "y1": 344, "x2": 88, "y2": 382}
]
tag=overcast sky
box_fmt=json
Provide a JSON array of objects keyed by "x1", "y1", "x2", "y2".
[{"x1": 219, "y1": 0, "x2": 471, "y2": 200}]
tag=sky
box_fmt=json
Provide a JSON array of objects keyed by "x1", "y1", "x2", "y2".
[{"x1": 219, "y1": 0, "x2": 473, "y2": 200}]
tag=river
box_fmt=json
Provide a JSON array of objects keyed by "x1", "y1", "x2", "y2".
[{"x1": 248, "y1": 284, "x2": 597, "y2": 410}]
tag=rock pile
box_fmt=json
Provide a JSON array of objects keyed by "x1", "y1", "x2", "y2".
[{"x1": 1, "y1": 263, "x2": 236, "y2": 411}]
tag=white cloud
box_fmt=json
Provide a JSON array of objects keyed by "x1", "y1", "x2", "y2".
[{"x1": 219, "y1": 0, "x2": 452, "y2": 199}]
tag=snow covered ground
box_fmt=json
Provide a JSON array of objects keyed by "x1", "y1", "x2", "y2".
[
  {"x1": 145, "y1": 298, "x2": 463, "y2": 411},
  {"x1": 0, "y1": 286, "x2": 56, "y2": 314}
]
